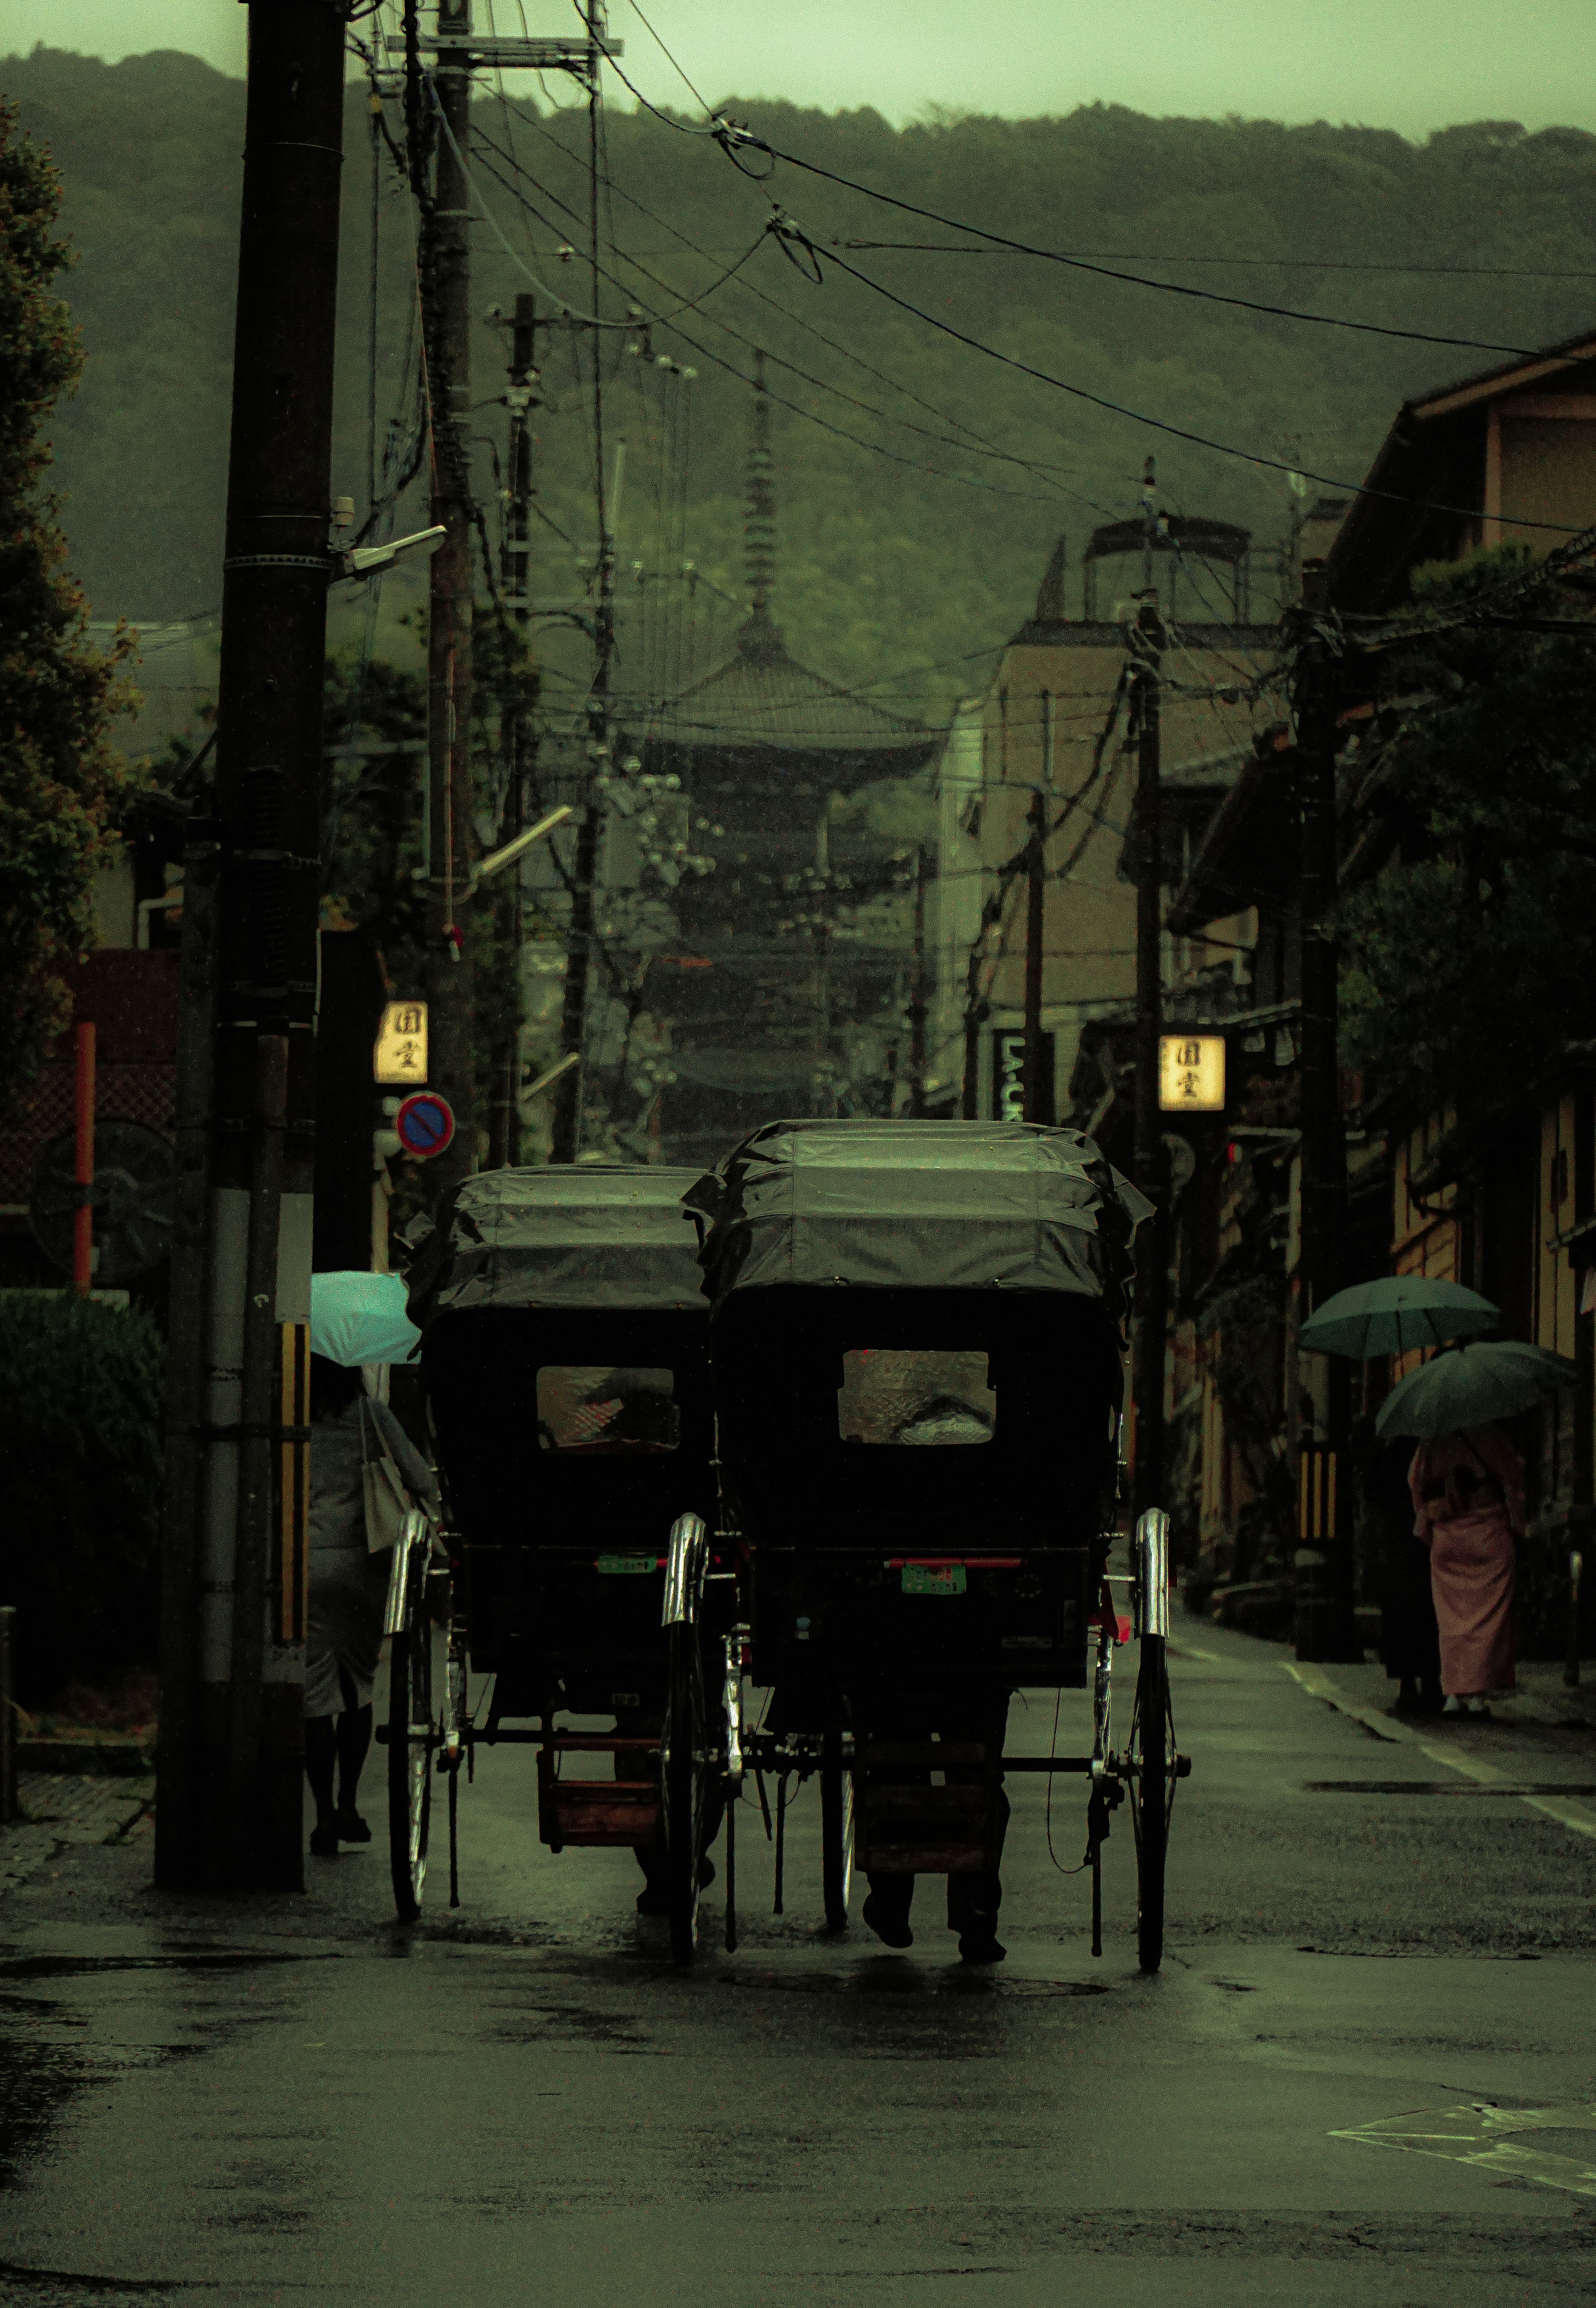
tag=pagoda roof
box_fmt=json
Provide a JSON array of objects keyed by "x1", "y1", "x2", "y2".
[{"x1": 655, "y1": 607, "x2": 933, "y2": 760}]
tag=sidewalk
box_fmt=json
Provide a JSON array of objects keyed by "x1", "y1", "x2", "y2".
[
  {"x1": 0, "y1": 1767, "x2": 155, "y2": 1897},
  {"x1": 1287, "y1": 1650, "x2": 1596, "y2": 1735}
]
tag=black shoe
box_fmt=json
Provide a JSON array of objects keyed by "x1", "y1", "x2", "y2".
[
  {"x1": 335, "y1": 1807, "x2": 371, "y2": 1844},
  {"x1": 958, "y1": 1933, "x2": 1006, "y2": 1966},
  {"x1": 635, "y1": 1885, "x2": 672, "y2": 1918},
  {"x1": 309, "y1": 1818, "x2": 340, "y2": 1859},
  {"x1": 862, "y1": 1893, "x2": 913, "y2": 1950}
]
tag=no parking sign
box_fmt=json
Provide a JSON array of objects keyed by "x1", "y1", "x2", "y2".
[{"x1": 394, "y1": 1091, "x2": 456, "y2": 1159}]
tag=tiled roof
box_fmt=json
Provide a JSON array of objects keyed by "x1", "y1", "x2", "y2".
[{"x1": 655, "y1": 607, "x2": 932, "y2": 758}]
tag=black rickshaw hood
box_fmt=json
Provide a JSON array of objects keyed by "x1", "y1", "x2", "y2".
[
  {"x1": 404, "y1": 1164, "x2": 711, "y2": 1327},
  {"x1": 684, "y1": 1119, "x2": 1151, "y2": 1327}
]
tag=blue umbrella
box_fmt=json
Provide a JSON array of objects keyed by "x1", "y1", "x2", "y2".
[
  {"x1": 309, "y1": 1270, "x2": 421, "y2": 1367},
  {"x1": 1375, "y1": 1339, "x2": 1578, "y2": 1441},
  {"x1": 1300, "y1": 1276, "x2": 1499, "y2": 1361}
]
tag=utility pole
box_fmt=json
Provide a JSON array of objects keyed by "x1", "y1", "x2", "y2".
[
  {"x1": 1021, "y1": 792, "x2": 1049, "y2": 1124},
  {"x1": 909, "y1": 845, "x2": 931, "y2": 1118},
  {"x1": 158, "y1": 0, "x2": 345, "y2": 1891},
  {"x1": 422, "y1": 0, "x2": 477, "y2": 1196},
  {"x1": 489, "y1": 291, "x2": 537, "y2": 1168},
  {"x1": 550, "y1": 1, "x2": 615, "y2": 1164},
  {"x1": 1292, "y1": 561, "x2": 1359, "y2": 1660},
  {"x1": 1130, "y1": 594, "x2": 1169, "y2": 1527}
]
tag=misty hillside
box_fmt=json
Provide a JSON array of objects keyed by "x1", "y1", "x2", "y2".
[{"x1": 10, "y1": 44, "x2": 1596, "y2": 706}]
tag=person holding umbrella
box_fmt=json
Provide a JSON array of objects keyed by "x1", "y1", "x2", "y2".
[
  {"x1": 1301, "y1": 1278, "x2": 1500, "y2": 1715},
  {"x1": 1406, "y1": 1423, "x2": 1524, "y2": 1716},
  {"x1": 1378, "y1": 1335, "x2": 1579, "y2": 1720},
  {"x1": 305, "y1": 1273, "x2": 439, "y2": 1858}
]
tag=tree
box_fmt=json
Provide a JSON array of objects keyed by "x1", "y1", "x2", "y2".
[
  {"x1": 1339, "y1": 547, "x2": 1596, "y2": 1148},
  {"x1": 0, "y1": 94, "x2": 140, "y2": 1078}
]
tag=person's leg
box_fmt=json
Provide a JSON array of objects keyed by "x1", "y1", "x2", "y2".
[
  {"x1": 305, "y1": 1714, "x2": 338, "y2": 1857},
  {"x1": 858, "y1": 1688, "x2": 923, "y2": 1948},
  {"x1": 334, "y1": 1665, "x2": 373, "y2": 1838},
  {"x1": 617, "y1": 1707, "x2": 671, "y2": 1915},
  {"x1": 945, "y1": 1692, "x2": 1010, "y2": 1963}
]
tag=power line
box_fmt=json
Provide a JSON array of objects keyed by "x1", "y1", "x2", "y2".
[
  {"x1": 773, "y1": 228, "x2": 1596, "y2": 538},
  {"x1": 720, "y1": 130, "x2": 1561, "y2": 361},
  {"x1": 469, "y1": 145, "x2": 1079, "y2": 505},
  {"x1": 475, "y1": 120, "x2": 1087, "y2": 505},
  {"x1": 836, "y1": 240, "x2": 1596, "y2": 284}
]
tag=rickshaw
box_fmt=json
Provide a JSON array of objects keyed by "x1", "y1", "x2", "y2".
[
  {"x1": 382, "y1": 1164, "x2": 729, "y2": 1958},
  {"x1": 685, "y1": 1117, "x2": 1188, "y2": 1974}
]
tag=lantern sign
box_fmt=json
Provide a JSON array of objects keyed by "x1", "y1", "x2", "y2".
[
  {"x1": 1159, "y1": 1033, "x2": 1225, "y2": 1114},
  {"x1": 374, "y1": 999, "x2": 428, "y2": 1087}
]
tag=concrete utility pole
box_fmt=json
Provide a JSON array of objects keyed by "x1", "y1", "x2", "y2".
[
  {"x1": 550, "y1": 1, "x2": 616, "y2": 1165},
  {"x1": 1130, "y1": 594, "x2": 1169, "y2": 1526},
  {"x1": 1292, "y1": 561, "x2": 1359, "y2": 1660},
  {"x1": 488, "y1": 291, "x2": 538, "y2": 1169},
  {"x1": 1021, "y1": 792, "x2": 1049, "y2": 1124},
  {"x1": 423, "y1": 0, "x2": 478, "y2": 1197},
  {"x1": 158, "y1": 0, "x2": 345, "y2": 1892},
  {"x1": 909, "y1": 845, "x2": 931, "y2": 1118}
]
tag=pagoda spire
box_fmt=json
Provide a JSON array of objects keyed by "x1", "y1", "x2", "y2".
[{"x1": 744, "y1": 348, "x2": 776, "y2": 617}]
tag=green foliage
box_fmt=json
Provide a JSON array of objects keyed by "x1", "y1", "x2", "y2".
[
  {"x1": 0, "y1": 89, "x2": 141, "y2": 1081},
  {"x1": 13, "y1": 49, "x2": 1596, "y2": 712},
  {"x1": 0, "y1": 1293, "x2": 165, "y2": 1704},
  {"x1": 1339, "y1": 547, "x2": 1596, "y2": 1138}
]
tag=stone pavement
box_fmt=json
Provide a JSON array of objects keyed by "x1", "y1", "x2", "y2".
[{"x1": 0, "y1": 1769, "x2": 155, "y2": 1897}]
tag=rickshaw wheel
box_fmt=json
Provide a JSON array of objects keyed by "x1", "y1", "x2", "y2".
[
  {"x1": 663, "y1": 1620, "x2": 707, "y2": 1967},
  {"x1": 1130, "y1": 1634, "x2": 1172, "y2": 1975},
  {"x1": 820, "y1": 1728, "x2": 854, "y2": 1932},
  {"x1": 387, "y1": 1621, "x2": 432, "y2": 1924}
]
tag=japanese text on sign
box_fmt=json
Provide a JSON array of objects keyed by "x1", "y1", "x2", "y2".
[
  {"x1": 374, "y1": 999, "x2": 428, "y2": 1086},
  {"x1": 1158, "y1": 1033, "x2": 1225, "y2": 1113}
]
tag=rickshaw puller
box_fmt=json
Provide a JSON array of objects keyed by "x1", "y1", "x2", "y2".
[{"x1": 855, "y1": 1687, "x2": 1011, "y2": 1964}]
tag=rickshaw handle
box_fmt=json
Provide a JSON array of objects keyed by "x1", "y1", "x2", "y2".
[
  {"x1": 663, "y1": 1512, "x2": 709, "y2": 1627},
  {"x1": 1135, "y1": 1509, "x2": 1170, "y2": 1639}
]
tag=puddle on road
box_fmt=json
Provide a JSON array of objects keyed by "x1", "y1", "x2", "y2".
[{"x1": 0, "y1": 1951, "x2": 345, "y2": 1980}]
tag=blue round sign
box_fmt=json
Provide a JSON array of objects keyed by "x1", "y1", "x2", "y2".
[{"x1": 394, "y1": 1091, "x2": 456, "y2": 1159}]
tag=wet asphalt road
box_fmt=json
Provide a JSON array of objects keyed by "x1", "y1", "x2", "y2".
[{"x1": 4, "y1": 1618, "x2": 1596, "y2": 2307}]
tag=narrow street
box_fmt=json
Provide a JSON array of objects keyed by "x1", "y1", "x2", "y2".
[{"x1": 4, "y1": 1620, "x2": 1596, "y2": 2308}]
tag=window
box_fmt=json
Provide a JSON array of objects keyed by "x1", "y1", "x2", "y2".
[
  {"x1": 837, "y1": 1349, "x2": 995, "y2": 1446},
  {"x1": 537, "y1": 1366, "x2": 679, "y2": 1452}
]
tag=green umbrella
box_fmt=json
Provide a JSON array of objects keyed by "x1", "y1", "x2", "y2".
[
  {"x1": 1375, "y1": 1339, "x2": 1578, "y2": 1441},
  {"x1": 1300, "y1": 1276, "x2": 1499, "y2": 1361}
]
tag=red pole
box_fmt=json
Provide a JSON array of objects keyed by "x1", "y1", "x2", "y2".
[{"x1": 73, "y1": 1020, "x2": 95, "y2": 1297}]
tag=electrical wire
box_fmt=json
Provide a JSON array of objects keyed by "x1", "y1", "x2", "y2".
[
  {"x1": 777, "y1": 229, "x2": 1596, "y2": 539},
  {"x1": 721, "y1": 131, "x2": 1558, "y2": 361},
  {"x1": 479, "y1": 109, "x2": 1109, "y2": 507}
]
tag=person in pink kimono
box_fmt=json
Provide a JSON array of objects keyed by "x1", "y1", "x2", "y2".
[{"x1": 1408, "y1": 1423, "x2": 1524, "y2": 1718}]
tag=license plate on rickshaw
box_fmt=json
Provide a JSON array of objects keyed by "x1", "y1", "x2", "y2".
[{"x1": 901, "y1": 1565, "x2": 967, "y2": 1595}]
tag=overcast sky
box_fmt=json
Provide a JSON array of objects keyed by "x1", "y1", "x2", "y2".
[{"x1": 7, "y1": 0, "x2": 1594, "y2": 136}]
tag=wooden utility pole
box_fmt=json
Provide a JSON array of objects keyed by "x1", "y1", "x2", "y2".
[
  {"x1": 489, "y1": 291, "x2": 537, "y2": 1168},
  {"x1": 158, "y1": 0, "x2": 345, "y2": 1891},
  {"x1": 1130, "y1": 594, "x2": 1169, "y2": 1526},
  {"x1": 550, "y1": 2, "x2": 616, "y2": 1164},
  {"x1": 909, "y1": 845, "x2": 931, "y2": 1117},
  {"x1": 1021, "y1": 793, "x2": 1049, "y2": 1124},
  {"x1": 423, "y1": 0, "x2": 477, "y2": 1196},
  {"x1": 1292, "y1": 562, "x2": 1358, "y2": 1659}
]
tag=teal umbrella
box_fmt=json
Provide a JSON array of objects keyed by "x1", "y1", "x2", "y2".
[
  {"x1": 309, "y1": 1270, "x2": 421, "y2": 1367},
  {"x1": 1300, "y1": 1277, "x2": 1499, "y2": 1361},
  {"x1": 1375, "y1": 1339, "x2": 1578, "y2": 1441}
]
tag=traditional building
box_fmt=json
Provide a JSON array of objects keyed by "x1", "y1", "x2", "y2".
[{"x1": 635, "y1": 369, "x2": 937, "y2": 1170}]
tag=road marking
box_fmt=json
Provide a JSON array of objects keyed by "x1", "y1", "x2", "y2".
[
  {"x1": 1169, "y1": 1642, "x2": 1225, "y2": 1663},
  {"x1": 1331, "y1": 2101, "x2": 1596, "y2": 2200},
  {"x1": 1283, "y1": 1664, "x2": 1596, "y2": 1836}
]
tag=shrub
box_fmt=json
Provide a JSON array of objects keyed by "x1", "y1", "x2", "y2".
[{"x1": 0, "y1": 1292, "x2": 164, "y2": 1705}]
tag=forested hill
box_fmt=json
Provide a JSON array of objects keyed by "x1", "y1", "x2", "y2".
[{"x1": 11, "y1": 44, "x2": 1596, "y2": 707}]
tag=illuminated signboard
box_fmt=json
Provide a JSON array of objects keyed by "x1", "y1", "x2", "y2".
[
  {"x1": 1159, "y1": 1033, "x2": 1225, "y2": 1114},
  {"x1": 374, "y1": 999, "x2": 428, "y2": 1087}
]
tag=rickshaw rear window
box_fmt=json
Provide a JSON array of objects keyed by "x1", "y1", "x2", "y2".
[
  {"x1": 537, "y1": 1366, "x2": 679, "y2": 1451},
  {"x1": 837, "y1": 1350, "x2": 995, "y2": 1446}
]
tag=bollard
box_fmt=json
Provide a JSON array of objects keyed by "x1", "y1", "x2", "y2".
[
  {"x1": 0, "y1": 1605, "x2": 15, "y2": 1825},
  {"x1": 1567, "y1": 1551, "x2": 1584, "y2": 1691}
]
